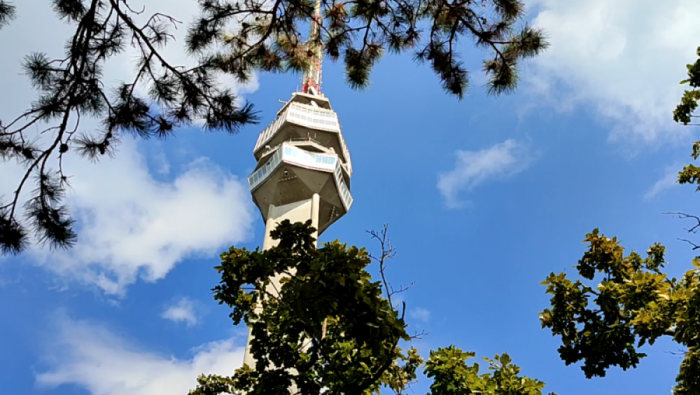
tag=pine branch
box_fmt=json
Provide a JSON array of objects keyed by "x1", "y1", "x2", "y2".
[
  {"x1": 1, "y1": 0, "x2": 546, "y2": 255},
  {"x1": 0, "y1": 0, "x2": 15, "y2": 29},
  {"x1": 0, "y1": 0, "x2": 260, "y2": 254}
]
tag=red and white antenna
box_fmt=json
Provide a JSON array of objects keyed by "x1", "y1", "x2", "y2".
[{"x1": 301, "y1": 0, "x2": 323, "y2": 96}]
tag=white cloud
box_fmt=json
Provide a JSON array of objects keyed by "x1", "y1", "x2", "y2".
[
  {"x1": 154, "y1": 150, "x2": 172, "y2": 176},
  {"x1": 644, "y1": 164, "x2": 682, "y2": 200},
  {"x1": 162, "y1": 297, "x2": 200, "y2": 326},
  {"x1": 437, "y1": 140, "x2": 532, "y2": 208},
  {"x1": 1, "y1": 137, "x2": 255, "y2": 295},
  {"x1": 409, "y1": 307, "x2": 431, "y2": 323},
  {"x1": 36, "y1": 314, "x2": 244, "y2": 395},
  {"x1": 523, "y1": 0, "x2": 700, "y2": 142}
]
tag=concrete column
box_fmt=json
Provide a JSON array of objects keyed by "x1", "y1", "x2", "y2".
[
  {"x1": 311, "y1": 193, "x2": 320, "y2": 244},
  {"x1": 262, "y1": 214, "x2": 276, "y2": 251},
  {"x1": 243, "y1": 208, "x2": 277, "y2": 369},
  {"x1": 242, "y1": 197, "x2": 321, "y2": 390}
]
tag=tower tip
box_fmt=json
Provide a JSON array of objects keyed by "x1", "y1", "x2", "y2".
[{"x1": 301, "y1": 0, "x2": 323, "y2": 96}]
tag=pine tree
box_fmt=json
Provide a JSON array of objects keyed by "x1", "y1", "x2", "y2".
[{"x1": 0, "y1": 0, "x2": 546, "y2": 255}]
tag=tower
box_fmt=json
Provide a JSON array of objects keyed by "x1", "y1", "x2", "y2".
[{"x1": 242, "y1": 0, "x2": 353, "y2": 370}]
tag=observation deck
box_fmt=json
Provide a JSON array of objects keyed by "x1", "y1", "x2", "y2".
[
  {"x1": 253, "y1": 93, "x2": 353, "y2": 177},
  {"x1": 247, "y1": 93, "x2": 353, "y2": 235}
]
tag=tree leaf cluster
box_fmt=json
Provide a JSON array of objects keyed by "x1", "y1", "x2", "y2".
[
  {"x1": 190, "y1": 220, "x2": 553, "y2": 395},
  {"x1": 191, "y1": 219, "x2": 419, "y2": 394},
  {"x1": 425, "y1": 347, "x2": 555, "y2": 395},
  {"x1": 540, "y1": 229, "x2": 700, "y2": 395},
  {"x1": 0, "y1": 0, "x2": 546, "y2": 256},
  {"x1": 674, "y1": 47, "x2": 700, "y2": 192},
  {"x1": 674, "y1": 46, "x2": 700, "y2": 126}
]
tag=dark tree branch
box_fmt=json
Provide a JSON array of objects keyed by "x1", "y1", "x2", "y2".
[
  {"x1": 2, "y1": 0, "x2": 545, "y2": 255},
  {"x1": 367, "y1": 223, "x2": 397, "y2": 305},
  {"x1": 678, "y1": 238, "x2": 700, "y2": 250},
  {"x1": 0, "y1": 0, "x2": 260, "y2": 254},
  {"x1": 0, "y1": 0, "x2": 16, "y2": 29},
  {"x1": 665, "y1": 212, "x2": 700, "y2": 234}
]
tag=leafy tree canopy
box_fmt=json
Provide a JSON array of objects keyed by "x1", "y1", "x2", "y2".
[
  {"x1": 0, "y1": 0, "x2": 546, "y2": 256},
  {"x1": 540, "y1": 229, "x2": 700, "y2": 395},
  {"x1": 191, "y1": 220, "x2": 554, "y2": 394}
]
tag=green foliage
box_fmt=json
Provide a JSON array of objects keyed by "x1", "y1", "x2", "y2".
[
  {"x1": 674, "y1": 47, "x2": 700, "y2": 191},
  {"x1": 540, "y1": 229, "x2": 700, "y2": 395},
  {"x1": 190, "y1": 219, "x2": 418, "y2": 394},
  {"x1": 425, "y1": 347, "x2": 555, "y2": 395},
  {"x1": 677, "y1": 141, "x2": 700, "y2": 192},
  {"x1": 191, "y1": 220, "x2": 552, "y2": 394},
  {"x1": 0, "y1": 0, "x2": 546, "y2": 256},
  {"x1": 674, "y1": 47, "x2": 700, "y2": 126}
]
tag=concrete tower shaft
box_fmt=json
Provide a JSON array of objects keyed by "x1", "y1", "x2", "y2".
[{"x1": 242, "y1": 0, "x2": 353, "y2": 374}]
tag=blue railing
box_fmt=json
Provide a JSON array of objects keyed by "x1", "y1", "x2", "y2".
[
  {"x1": 283, "y1": 145, "x2": 337, "y2": 169},
  {"x1": 249, "y1": 143, "x2": 353, "y2": 211},
  {"x1": 248, "y1": 148, "x2": 283, "y2": 190}
]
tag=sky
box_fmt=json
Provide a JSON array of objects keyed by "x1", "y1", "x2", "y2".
[{"x1": 1, "y1": 0, "x2": 700, "y2": 394}]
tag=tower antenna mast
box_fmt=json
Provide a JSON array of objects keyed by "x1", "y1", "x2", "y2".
[{"x1": 301, "y1": 0, "x2": 323, "y2": 96}]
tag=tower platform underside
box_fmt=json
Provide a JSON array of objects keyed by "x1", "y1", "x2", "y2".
[{"x1": 247, "y1": 96, "x2": 353, "y2": 235}]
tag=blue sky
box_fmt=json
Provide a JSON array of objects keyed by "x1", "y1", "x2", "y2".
[{"x1": 1, "y1": 0, "x2": 700, "y2": 394}]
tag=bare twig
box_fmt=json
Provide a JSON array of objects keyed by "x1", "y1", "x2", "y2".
[
  {"x1": 665, "y1": 212, "x2": 700, "y2": 234},
  {"x1": 665, "y1": 346, "x2": 689, "y2": 357},
  {"x1": 367, "y1": 223, "x2": 401, "y2": 305},
  {"x1": 678, "y1": 238, "x2": 700, "y2": 250}
]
